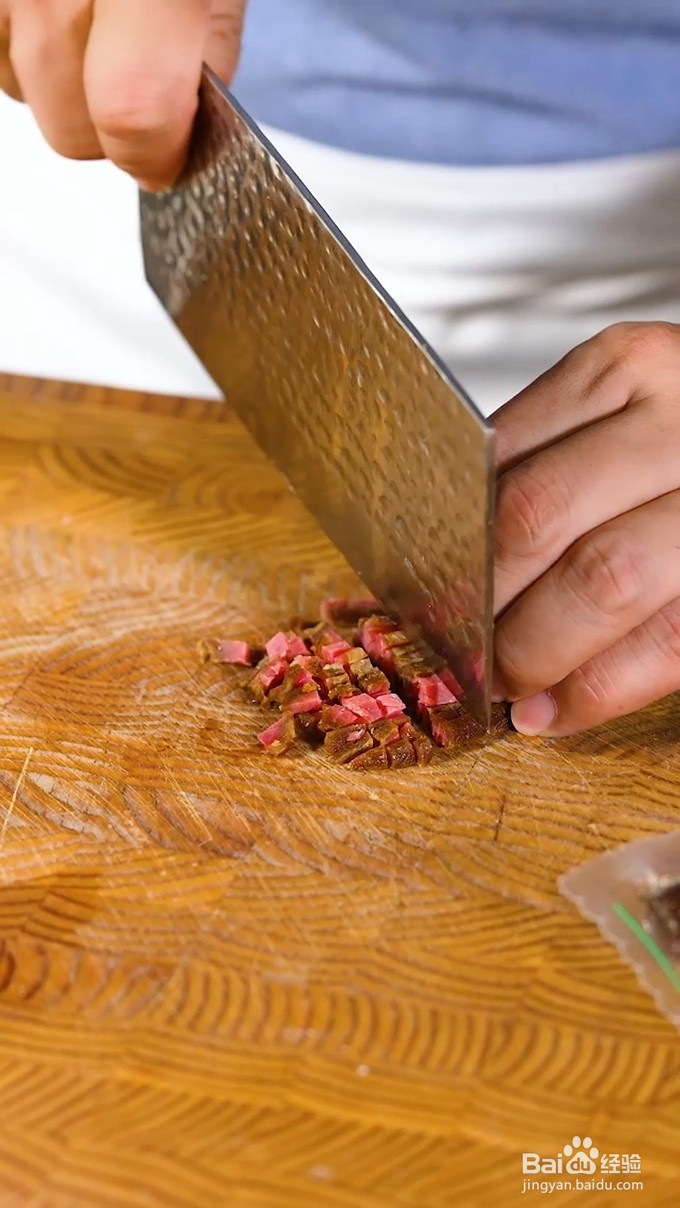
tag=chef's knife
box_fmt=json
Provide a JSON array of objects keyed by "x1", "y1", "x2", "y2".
[{"x1": 140, "y1": 67, "x2": 495, "y2": 722}]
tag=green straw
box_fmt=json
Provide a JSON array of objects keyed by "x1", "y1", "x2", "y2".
[{"x1": 613, "y1": 902, "x2": 680, "y2": 992}]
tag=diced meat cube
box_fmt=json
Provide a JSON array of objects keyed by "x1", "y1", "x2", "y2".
[
  {"x1": 415, "y1": 674, "x2": 457, "y2": 708},
  {"x1": 257, "y1": 715, "x2": 295, "y2": 755},
  {"x1": 249, "y1": 657, "x2": 289, "y2": 702},
  {"x1": 341, "y1": 692, "x2": 383, "y2": 723},
  {"x1": 321, "y1": 598, "x2": 383, "y2": 625},
  {"x1": 413, "y1": 734, "x2": 434, "y2": 765},
  {"x1": 375, "y1": 693, "x2": 406, "y2": 718},
  {"x1": 349, "y1": 745, "x2": 390, "y2": 770},
  {"x1": 285, "y1": 689, "x2": 323, "y2": 715},
  {"x1": 305, "y1": 622, "x2": 347, "y2": 656},
  {"x1": 320, "y1": 640, "x2": 352, "y2": 663},
  {"x1": 439, "y1": 668, "x2": 462, "y2": 698},
  {"x1": 318, "y1": 704, "x2": 360, "y2": 732},
  {"x1": 360, "y1": 670, "x2": 391, "y2": 696},
  {"x1": 428, "y1": 702, "x2": 467, "y2": 747},
  {"x1": 320, "y1": 664, "x2": 355, "y2": 701},
  {"x1": 197, "y1": 638, "x2": 252, "y2": 666},
  {"x1": 269, "y1": 663, "x2": 316, "y2": 707},
  {"x1": 294, "y1": 711, "x2": 322, "y2": 743},
  {"x1": 387, "y1": 738, "x2": 417, "y2": 768},
  {"x1": 265, "y1": 631, "x2": 289, "y2": 659},
  {"x1": 286, "y1": 633, "x2": 308, "y2": 657},
  {"x1": 368, "y1": 718, "x2": 402, "y2": 746},
  {"x1": 324, "y1": 724, "x2": 374, "y2": 764},
  {"x1": 214, "y1": 639, "x2": 251, "y2": 665}
]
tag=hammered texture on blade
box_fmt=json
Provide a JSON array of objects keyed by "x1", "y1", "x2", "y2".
[{"x1": 140, "y1": 71, "x2": 494, "y2": 718}]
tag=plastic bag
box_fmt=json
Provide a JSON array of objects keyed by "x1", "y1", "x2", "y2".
[{"x1": 559, "y1": 831, "x2": 680, "y2": 1029}]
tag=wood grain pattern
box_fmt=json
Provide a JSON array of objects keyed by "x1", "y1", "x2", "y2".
[{"x1": 0, "y1": 372, "x2": 677, "y2": 1208}]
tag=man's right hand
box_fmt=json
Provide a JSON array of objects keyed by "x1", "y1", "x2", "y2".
[{"x1": 0, "y1": 0, "x2": 247, "y2": 191}]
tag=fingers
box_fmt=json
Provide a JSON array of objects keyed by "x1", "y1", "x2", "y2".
[
  {"x1": 510, "y1": 597, "x2": 680, "y2": 737},
  {"x1": 493, "y1": 321, "x2": 680, "y2": 475},
  {"x1": 6, "y1": 0, "x2": 101, "y2": 154},
  {"x1": 494, "y1": 402, "x2": 680, "y2": 616},
  {"x1": 0, "y1": 14, "x2": 22, "y2": 99},
  {"x1": 494, "y1": 489, "x2": 680, "y2": 701},
  {"x1": 205, "y1": 0, "x2": 248, "y2": 82},
  {"x1": 84, "y1": 0, "x2": 212, "y2": 190}
]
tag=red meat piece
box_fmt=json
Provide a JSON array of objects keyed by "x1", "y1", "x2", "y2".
[
  {"x1": 213, "y1": 639, "x2": 251, "y2": 665},
  {"x1": 254, "y1": 658, "x2": 288, "y2": 693},
  {"x1": 320, "y1": 640, "x2": 352, "y2": 663},
  {"x1": 265, "y1": 631, "x2": 289, "y2": 659},
  {"x1": 320, "y1": 598, "x2": 382, "y2": 624},
  {"x1": 341, "y1": 692, "x2": 383, "y2": 723},
  {"x1": 286, "y1": 690, "x2": 323, "y2": 715},
  {"x1": 415, "y1": 674, "x2": 457, "y2": 708},
  {"x1": 257, "y1": 716, "x2": 295, "y2": 754}
]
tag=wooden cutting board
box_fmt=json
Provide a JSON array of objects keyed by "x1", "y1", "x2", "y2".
[{"x1": 0, "y1": 372, "x2": 677, "y2": 1208}]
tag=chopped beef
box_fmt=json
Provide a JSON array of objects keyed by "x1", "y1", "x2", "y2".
[
  {"x1": 340, "y1": 692, "x2": 384, "y2": 723},
  {"x1": 269, "y1": 662, "x2": 315, "y2": 707},
  {"x1": 324, "y1": 723, "x2": 374, "y2": 764},
  {"x1": 414, "y1": 673, "x2": 457, "y2": 709},
  {"x1": 196, "y1": 638, "x2": 252, "y2": 666},
  {"x1": 318, "y1": 703, "x2": 360, "y2": 731},
  {"x1": 320, "y1": 597, "x2": 383, "y2": 625},
  {"x1": 319, "y1": 663, "x2": 356, "y2": 702},
  {"x1": 206, "y1": 608, "x2": 505, "y2": 769},
  {"x1": 320, "y1": 639, "x2": 352, "y2": 663},
  {"x1": 265, "y1": 631, "x2": 289, "y2": 660},
  {"x1": 349, "y1": 745, "x2": 390, "y2": 770},
  {"x1": 249, "y1": 656, "x2": 289, "y2": 703},
  {"x1": 375, "y1": 693, "x2": 406, "y2": 718},
  {"x1": 294, "y1": 710, "x2": 322, "y2": 743},
  {"x1": 285, "y1": 688, "x2": 323, "y2": 715},
  {"x1": 265, "y1": 630, "x2": 307, "y2": 659},
  {"x1": 304, "y1": 622, "x2": 347, "y2": 657},
  {"x1": 257, "y1": 715, "x2": 296, "y2": 755},
  {"x1": 368, "y1": 718, "x2": 402, "y2": 746},
  {"x1": 386, "y1": 737, "x2": 417, "y2": 768}
]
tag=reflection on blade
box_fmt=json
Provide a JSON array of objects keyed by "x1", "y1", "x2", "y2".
[{"x1": 140, "y1": 68, "x2": 494, "y2": 722}]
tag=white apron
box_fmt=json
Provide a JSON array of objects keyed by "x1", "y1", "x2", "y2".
[{"x1": 2, "y1": 94, "x2": 680, "y2": 417}]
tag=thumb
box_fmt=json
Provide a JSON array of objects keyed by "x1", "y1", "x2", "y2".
[{"x1": 205, "y1": 0, "x2": 248, "y2": 84}]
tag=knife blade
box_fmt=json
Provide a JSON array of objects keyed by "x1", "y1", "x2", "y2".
[{"x1": 140, "y1": 67, "x2": 495, "y2": 722}]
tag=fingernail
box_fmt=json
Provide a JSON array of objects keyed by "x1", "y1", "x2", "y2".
[{"x1": 511, "y1": 691, "x2": 557, "y2": 736}]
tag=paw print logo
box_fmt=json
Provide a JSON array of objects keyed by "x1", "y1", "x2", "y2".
[{"x1": 563, "y1": 1136, "x2": 599, "y2": 1175}]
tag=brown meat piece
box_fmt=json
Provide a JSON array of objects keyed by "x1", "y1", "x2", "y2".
[
  {"x1": 369, "y1": 718, "x2": 401, "y2": 746},
  {"x1": 356, "y1": 666, "x2": 391, "y2": 696},
  {"x1": 320, "y1": 663, "x2": 356, "y2": 702},
  {"x1": 324, "y1": 724, "x2": 374, "y2": 764},
  {"x1": 429, "y1": 701, "x2": 508, "y2": 747},
  {"x1": 387, "y1": 738, "x2": 417, "y2": 768},
  {"x1": 412, "y1": 734, "x2": 434, "y2": 765},
  {"x1": 349, "y1": 745, "x2": 390, "y2": 770},
  {"x1": 294, "y1": 711, "x2": 322, "y2": 743}
]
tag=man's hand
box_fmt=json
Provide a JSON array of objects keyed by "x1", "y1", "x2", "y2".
[
  {"x1": 0, "y1": 0, "x2": 247, "y2": 190},
  {"x1": 493, "y1": 321, "x2": 680, "y2": 737}
]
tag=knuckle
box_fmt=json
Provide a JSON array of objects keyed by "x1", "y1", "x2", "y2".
[
  {"x1": 562, "y1": 530, "x2": 648, "y2": 619},
  {"x1": 598, "y1": 320, "x2": 680, "y2": 371},
  {"x1": 496, "y1": 464, "x2": 570, "y2": 564},
  {"x1": 89, "y1": 72, "x2": 192, "y2": 143}
]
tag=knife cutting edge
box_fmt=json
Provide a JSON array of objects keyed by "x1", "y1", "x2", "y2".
[{"x1": 140, "y1": 67, "x2": 495, "y2": 724}]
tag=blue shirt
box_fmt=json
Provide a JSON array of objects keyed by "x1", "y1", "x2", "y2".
[{"x1": 234, "y1": 0, "x2": 680, "y2": 165}]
